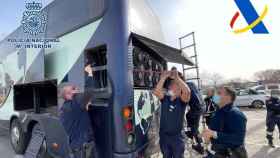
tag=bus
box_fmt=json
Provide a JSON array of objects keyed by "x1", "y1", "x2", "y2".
[{"x1": 0, "y1": 0, "x2": 193, "y2": 157}]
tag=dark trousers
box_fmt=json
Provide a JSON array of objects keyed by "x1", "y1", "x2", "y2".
[
  {"x1": 72, "y1": 141, "x2": 99, "y2": 158},
  {"x1": 266, "y1": 116, "x2": 280, "y2": 140},
  {"x1": 186, "y1": 114, "x2": 203, "y2": 146},
  {"x1": 159, "y1": 133, "x2": 185, "y2": 158}
]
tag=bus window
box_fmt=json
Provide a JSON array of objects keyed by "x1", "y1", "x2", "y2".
[{"x1": 85, "y1": 46, "x2": 107, "y2": 91}]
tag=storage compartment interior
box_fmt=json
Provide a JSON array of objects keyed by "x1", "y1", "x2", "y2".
[
  {"x1": 85, "y1": 46, "x2": 108, "y2": 90},
  {"x1": 132, "y1": 40, "x2": 167, "y2": 89},
  {"x1": 13, "y1": 80, "x2": 57, "y2": 112}
]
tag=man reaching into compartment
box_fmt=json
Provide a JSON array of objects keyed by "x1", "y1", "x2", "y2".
[
  {"x1": 59, "y1": 65, "x2": 98, "y2": 158},
  {"x1": 153, "y1": 70, "x2": 191, "y2": 158}
]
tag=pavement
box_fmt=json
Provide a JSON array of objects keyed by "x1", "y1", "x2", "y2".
[{"x1": 1, "y1": 107, "x2": 280, "y2": 158}]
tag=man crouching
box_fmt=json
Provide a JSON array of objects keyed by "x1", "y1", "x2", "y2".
[{"x1": 153, "y1": 70, "x2": 191, "y2": 158}]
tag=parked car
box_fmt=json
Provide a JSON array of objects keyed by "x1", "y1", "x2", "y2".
[
  {"x1": 235, "y1": 89, "x2": 268, "y2": 108},
  {"x1": 250, "y1": 84, "x2": 280, "y2": 95}
]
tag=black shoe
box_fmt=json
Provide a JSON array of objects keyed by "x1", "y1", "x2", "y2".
[
  {"x1": 192, "y1": 144, "x2": 204, "y2": 155},
  {"x1": 268, "y1": 140, "x2": 275, "y2": 148}
]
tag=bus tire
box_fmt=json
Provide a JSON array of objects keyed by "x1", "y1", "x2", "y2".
[
  {"x1": 10, "y1": 118, "x2": 30, "y2": 154},
  {"x1": 32, "y1": 124, "x2": 52, "y2": 158}
]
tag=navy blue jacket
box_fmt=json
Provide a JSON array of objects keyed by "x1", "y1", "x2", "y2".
[
  {"x1": 210, "y1": 103, "x2": 247, "y2": 149},
  {"x1": 266, "y1": 97, "x2": 280, "y2": 115},
  {"x1": 60, "y1": 97, "x2": 92, "y2": 149},
  {"x1": 186, "y1": 82, "x2": 205, "y2": 116},
  {"x1": 60, "y1": 76, "x2": 95, "y2": 149}
]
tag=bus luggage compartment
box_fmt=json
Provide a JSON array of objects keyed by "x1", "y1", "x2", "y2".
[{"x1": 13, "y1": 79, "x2": 58, "y2": 113}]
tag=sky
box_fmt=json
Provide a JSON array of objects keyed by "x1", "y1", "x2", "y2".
[
  {"x1": 148, "y1": 0, "x2": 280, "y2": 80},
  {"x1": 0, "y1": 0, "x2": 279, "y2": 80}
]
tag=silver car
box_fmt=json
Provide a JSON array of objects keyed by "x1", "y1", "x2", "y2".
[{"x1": 235, "y1": 89, "x2": 268, "y2": 108}]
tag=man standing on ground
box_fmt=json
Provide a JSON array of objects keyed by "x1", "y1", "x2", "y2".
[
  {"x1": 266, "y1": 90, "x2": 280, "y2": 147},
  {"x1": 204, "y1": 88, "x2": 218, "y2": 127},
  {"x1": 185, "y1": 82, "x2": 205, "y2": 155},
  {"x1": 153, "y1": 70, "x2": 191, "y2": 158},
  {"x1": 202, "y1": 86, "x2": 247, "y2": 158},
  {"x1": 60, "y1": 65, "x2": 98, "y2": 158}
]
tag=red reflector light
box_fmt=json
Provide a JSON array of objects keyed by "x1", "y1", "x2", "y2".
[{"x1": 124, "y1": 120, "x2": 133, "y2": 132}]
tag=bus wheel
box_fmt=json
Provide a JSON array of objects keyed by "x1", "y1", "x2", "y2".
[
  {"x1": 10, "y1": 119, "x2": 29, "y2": 154},
  {"x1": 32, "y1": 124, "x2": 52, "y2": 158}
]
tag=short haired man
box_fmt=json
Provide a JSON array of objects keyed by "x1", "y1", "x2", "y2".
[
  {"x1": 202, "y1": 86, "x2": 247, "y2": 158},
  {"x1": 153, "y1": 70, "x2": 191, "y2": 158},
  {"x1": 60, "y1": 65, "x2": 97, "y2": 158}
]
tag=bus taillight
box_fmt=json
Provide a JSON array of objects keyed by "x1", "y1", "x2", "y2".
[
  {"x1": 124, "y1": 120, "x2": 133, "y2": 132},
  {"x1": 122, "y1": 106, "x2": 135, "y2": 145}
]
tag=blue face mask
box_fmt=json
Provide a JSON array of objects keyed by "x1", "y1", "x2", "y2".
[{"x1": 212, "y1": 95, "x2": 221, "y2": 105}]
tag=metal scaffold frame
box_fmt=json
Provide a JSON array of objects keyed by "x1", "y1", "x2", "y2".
[{"x1": 179, "y1": 32, "x2": 201, "y2": 90}]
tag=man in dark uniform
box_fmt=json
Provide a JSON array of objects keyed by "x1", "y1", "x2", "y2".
[
  {"x1": 204, "y1": 88, "x2": 218, "y2": 127},
  {"x1": 266, "y1": 90, "x2": 280, "y2": 147},
  {"x1": 185, "y1": 82, "x2": 205, "y2": 155},
  {"x1": 202, "y1": 86, "x2": 247, "y2": 158},
  {"x1": 153, "y1": 70, "x2": 191, "y2": 158},
  {"x1": 60, "y1": 65, "x2": 98, "y2": 158}
]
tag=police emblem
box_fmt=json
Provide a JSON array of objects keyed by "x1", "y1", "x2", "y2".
[{"x1": 21, "y1": 1, "x2": 47, "y2": 35}]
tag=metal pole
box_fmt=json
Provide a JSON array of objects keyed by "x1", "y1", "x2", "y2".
[{"x1": 192, "y1": 33, "x2": 201, "y2": 90}]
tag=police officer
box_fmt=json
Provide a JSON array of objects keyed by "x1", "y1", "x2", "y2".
[
  {"x1": 202, "y1": 86, "x2": 247, "y2": 158},
  {"x1": 204, "y1": 88, "x2": 218, "y2": 127},
  {"x1": 185, "y1": 82, "x2": 205, "y2": 155},
  {"x1": 153, "y1": 70, "x2": 191, "y2": 158},
  {"x1": 266, "y1": 90, "x2": 280, "y2": 148}
]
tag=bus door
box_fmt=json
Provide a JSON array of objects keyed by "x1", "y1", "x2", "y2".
[{"x1": 84, "y1": 45, "x2": 113, "y2": 158}]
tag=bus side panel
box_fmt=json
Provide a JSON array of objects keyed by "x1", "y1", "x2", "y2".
[{"x1": 84, "y1": 0, "x2": 132, "y2": 155}]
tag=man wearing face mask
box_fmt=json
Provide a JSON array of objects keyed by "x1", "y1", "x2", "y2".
[
  {"x1": 204, "y1": 88, "x2": 218, "y2": 127},
  {"x1": 153, "y1": 70, "x2": 191, "y2": 158},
  {"x1": 202, "y1": 86, "x2": 247, "y2": 158},
  {"x1": 266, "y1": 90, "x2": 280, "y2": 148}
]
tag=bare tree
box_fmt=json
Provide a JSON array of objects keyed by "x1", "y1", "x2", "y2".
[
  {"x1": 200, "y1": 71, "x2": 225, "y2": 88},
  {"x1": 254, "y1": 69, "x2": 280, "y2": 83}
]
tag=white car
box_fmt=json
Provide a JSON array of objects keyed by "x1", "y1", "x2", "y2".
[
  {"x1": 250, "y1": 84, "x2": 280, "y2": 95},
  {"x1": 235, "y1": 89, "x2": 268, "y2": 108}
]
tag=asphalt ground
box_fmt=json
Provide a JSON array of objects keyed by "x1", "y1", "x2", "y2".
[{"x1": 0, "y1": 107, "x2": 280, "y2": 158}]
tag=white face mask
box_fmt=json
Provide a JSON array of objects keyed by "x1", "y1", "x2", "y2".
[{"x1": 167, "y1": 90, "x2": 175, "y2": 97}]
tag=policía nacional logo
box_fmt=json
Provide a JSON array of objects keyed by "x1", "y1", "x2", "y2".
[
  {"x1": 230, "y1": 0, "x2": 269, "y2": 34},
  {"x1": 21, "y1": 1, "x2": 47, "y2": 35}
]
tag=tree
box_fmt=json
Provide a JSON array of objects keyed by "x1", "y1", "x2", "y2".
[
  {"x1": 200, "y1": 71, "x2": 225, "y2": 88},
  {"x1": 254, "y1": 69, "x2": 280, "y2": 83}
]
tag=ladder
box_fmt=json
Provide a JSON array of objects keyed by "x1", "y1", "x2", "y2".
[{"x1": 179, "y1": 32, "x2": 201, "y2": 90}]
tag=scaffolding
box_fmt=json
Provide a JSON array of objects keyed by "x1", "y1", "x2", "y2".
[{"x1": 179, "y1": 32, "x2": 201, "y2": 90}]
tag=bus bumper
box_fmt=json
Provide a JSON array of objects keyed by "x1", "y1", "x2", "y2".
[{"x1": 113, "y1": 152, "x2": 141, "y2": 158}]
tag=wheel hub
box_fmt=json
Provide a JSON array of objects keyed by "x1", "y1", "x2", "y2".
[{"x1": 11, "y1": 126, "x2": 20, "y2": 146}]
